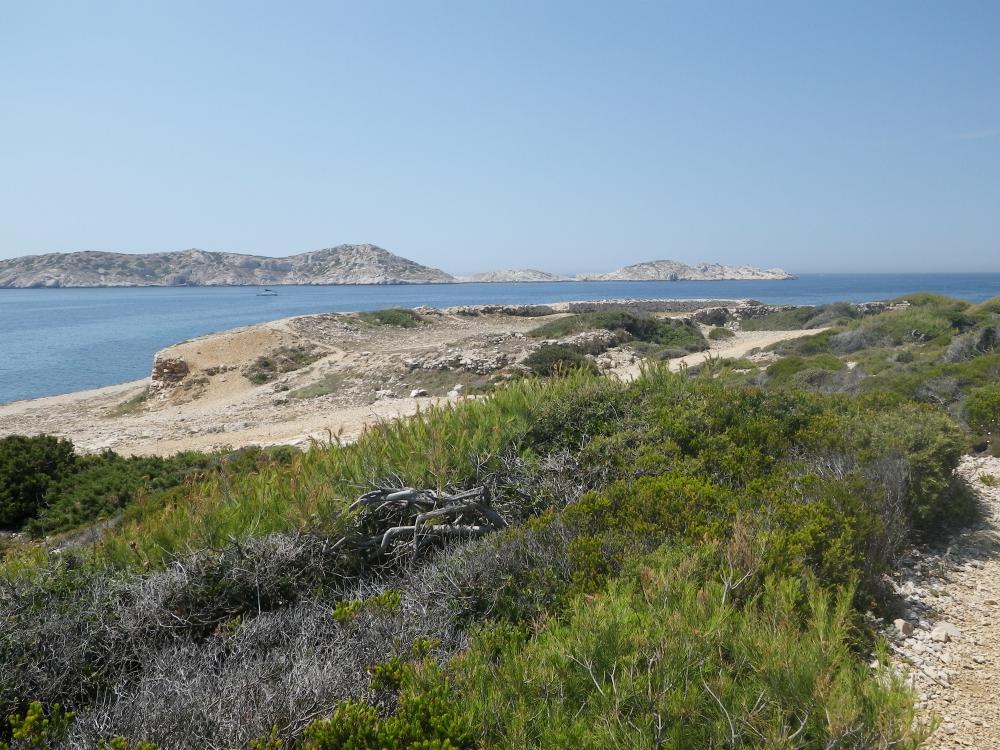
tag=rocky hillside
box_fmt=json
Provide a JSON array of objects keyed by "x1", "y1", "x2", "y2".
[
  {"x1": 0, "y1": 245, "x2": 455, "y2": 288},
  {"x1": 578, "y1": 260, "x2": 794, "y2": 281},
  {"x1": 458, "y1": 269, "x2": 570, "y2": 282}
]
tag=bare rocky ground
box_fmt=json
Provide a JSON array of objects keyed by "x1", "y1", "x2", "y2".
[
  {"x1": 887, "y1": 455, "x2": 1000, "y2": 749},
  {"x1": 0, "y1": 302, "x2": 815, "y2": 456}
]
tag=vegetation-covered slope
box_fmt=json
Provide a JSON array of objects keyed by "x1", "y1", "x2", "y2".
[{"x1": 1, "y1": 293, "x2": 997, "y2": 749}]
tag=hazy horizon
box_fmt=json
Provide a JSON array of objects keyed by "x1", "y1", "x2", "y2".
[
  {"x1": 4, "y1": 244, "x2": 1000, "y2": 279},
  {"x1": 2, "y1": 2, "x2": 998, "y2": 274}
]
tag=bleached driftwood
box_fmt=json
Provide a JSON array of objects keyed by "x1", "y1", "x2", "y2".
[{"x1": 335, "y1": 485, "x2": 507, "y2": 564}]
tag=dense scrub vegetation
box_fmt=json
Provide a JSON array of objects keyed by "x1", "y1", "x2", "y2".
[
  {"x1": 1, "y1": 294, "x2": 996, "y2": 748},
  {"x1": 740, "y1": 302, "x2": 860, "y2": 331},
  {"x1": 522, "y1": 344, "x2": 595, "y2": 375},
  {"x1": 529, "y1": 310, "x2": 708, "y2": 354},
  {"x1": 708, "y1": 325, "x2": 735, "y2": 340},
  {"x1": 244, "y1": 346, "x2": 321, "y2": 385},
  {"x1": 0, "y1": 439, "x2": 296, "y2": 537},
  {"x1": 356, "y1": 307, "x2": 424, "y2": 328},
  {"x1": 734, "y1": 294, "x2": 1000, "y2": 453}
]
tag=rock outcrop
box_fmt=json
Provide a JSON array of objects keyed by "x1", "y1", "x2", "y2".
[{"x1": 151, "y1": 356, "x2": 190, "y2": 388}]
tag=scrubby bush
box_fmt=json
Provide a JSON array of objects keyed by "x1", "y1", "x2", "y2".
[
  {"x1": 831, "y1": 307, "x2": 962, "y2": 355},
  {"x1": 966, "y1": 384, "x2": 1000, "y2": 436},
  {"x1": 942, "y1": 326, "x2": 999, "y2": 363},
  {"x1": 0, "y1": 701, "x2": 74, "y2": 749},
  {"x1": 770, "y1": 329, "x2": 836, "y2": 356},
  {"x1": 650, "y1": 318, "x2": 709, "y2": 351},
  {"x1": 356, "y1": 308, "x2": 424, "y2": 328},
  {"x1": 443, "y1": 548, "x2": 929, "y2": 749},
  {"x1": 303, "y1": 683, "x2": 474, "y2": 750},
  {"x1": 522, "y1": 345, "x2": 593, "y2": 376},
  {"x1": 969, "y1": 295, "x2": 1000, "y2": 319},
  {"x1": 742, "y1": 303, "x2": 859, "y2": 331},
  {"x1": 0, "y1": 436, "x2": 76, "y2": 529},
  {"x1": 708, "y1": 326, "x2": 735, "y2": 340},
  {"x1": 244, "y1": 346, "x2": 320, "y2": 384},
  {"x1": 654, "y1": 347, "x2": 692, "y2": 360},
  {"x1": 530, "y1": 311, "x2": 708, "y2": 351},
  {"x1": 25, "y1": 450, "x2": 213, "y2": 536},
  {"x1": 765, "y1": 354, "x2": 844, "y2": 383}
]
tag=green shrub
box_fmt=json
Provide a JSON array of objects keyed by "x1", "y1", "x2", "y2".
[
  {"x1": 769, "y1": 329, "x2": 836, "y2": 356},
  {"x1": 244, "y1": 346, "x2": 321, "y2": 385},
  {"x1": 969, "y1": 295, "x2": 1000, "y2": 319},
  {"x1": 1, "y1": 702, "x2": 74, "y2": 749},
  {"x1": 332, "y1": 590, "x2": 401, "y2": 624},
  {"x1": 448, "y1": 548, "x2": 929, "y2": 749},
  {"x1": 106, "y1": 388, "x2": 153, "y2": 417},
  {"x1": 287, "y1": 373, "x2": 348, "y2": 400},
  {"x1": 26, "y1": 450, "x2": 213, "y2": 536},
  {"x1": 530, "y1": 312, "x2": 708, "y2": 351},
  {"x1": 765, "y1": 354, "x2": 844, "y2": 383},
  {"x1": 821, "y1": 403, "x2": 967, "y2": 533},
  {"x1": 97, "y1": 738, "x2": 159, "y2": 750},
  {"x1": 831, "y1": 307, "x2": 961, "y2": 355},
  {"x1": 892, "y1": 292, "x2": 970, "y2": 313},
  {"x1": 966, "y1": 384, "x2": 1000, "y2": 436},
  {"x1": 303, "y1": 681, "x2": 474, "y2": 750},
  {"x1": 0, "y1": 436, "x2": 76, "y2": 529},
  {"x1": 523, "y1": 345, "x2": 594, "y2": 376},
  {"x1": 650, "y1": 318, "x2": 709, "y2": 351},
  {"x1": 708, "y1": 326, "x2": 735, "y2": 340},
  {"x1": 357, "y1": 308, "x2": 424, "y2": 328},
  {"x1": 526, "y1": 376, "x2": 629, "y2": 450},
  {"x1": 741, "y1": 306, "x2": 816, "y2": 330},
  {"x1": 742, "y1": 303, "x2": 859, "y2": 331}
]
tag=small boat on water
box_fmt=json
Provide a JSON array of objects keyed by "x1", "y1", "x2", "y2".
[{"x1": 256, "y1": 287, "x2": 278, "y2": 297}]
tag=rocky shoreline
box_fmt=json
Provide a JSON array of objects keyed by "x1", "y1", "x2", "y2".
[
  {"x1": 887, "y1": 454, "x2": 1000, "y2": 748},
  {"x1": 0, "y1": 297, "x2": 819, "y2": 456}
]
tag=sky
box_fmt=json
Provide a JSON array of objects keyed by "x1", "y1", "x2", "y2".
[{"x1": 1, "y1": 1, "x2": 998, "y2": 274}]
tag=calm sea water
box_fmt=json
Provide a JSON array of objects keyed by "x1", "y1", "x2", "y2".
[{"x1": 2, "y1": 273, "x2": 998, "y2": 404}]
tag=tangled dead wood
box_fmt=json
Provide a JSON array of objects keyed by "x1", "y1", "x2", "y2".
[{"x1": 334, "y1": 486, "x2": 507, "y2": 564}]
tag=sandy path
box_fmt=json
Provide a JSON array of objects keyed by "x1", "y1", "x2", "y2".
[
  {"x1": 890, "y1": 455, "x2": 1000, "y2": 749},
  {"x1": 669, "y1": 328, "x2": 827, "y2": 370},
  {"x1": 610, "y1": 328, "x2": 827, "y2": 381}
]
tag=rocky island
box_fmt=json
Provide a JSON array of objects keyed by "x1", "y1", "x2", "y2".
[
  {"x1": 0, "y1": 246, "x2": 793, "y2": 287},
  {"x1": 578, "y1": 259, "x2": 795, "y2": 281},
  {"x1": 0, "y1": 244, "x2": 454, "y2": 288},
  {"x1": 457, "y1": 269, "x2": 571, "y2": 282}
]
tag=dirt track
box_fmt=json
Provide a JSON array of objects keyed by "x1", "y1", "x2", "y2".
[{"x1": 890, "y1": 455, "x2": 1000, "y2": 749}]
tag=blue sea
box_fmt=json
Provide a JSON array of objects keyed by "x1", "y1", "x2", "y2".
[{"x1": 1, "y1": 274, "x2": 998, "y2": 405}]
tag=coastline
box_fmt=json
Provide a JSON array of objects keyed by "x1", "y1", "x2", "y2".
[
  {"x1": 0, "y1": 276, "x2": 796, "y2": 289},
  {"x1": 0, "y1": 298, "x2": 819, "y2": 456}
]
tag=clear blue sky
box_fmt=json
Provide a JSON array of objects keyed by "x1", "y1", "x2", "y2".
[{"x1": 2, "y1": 1, "x2": 998, "y2": 273}]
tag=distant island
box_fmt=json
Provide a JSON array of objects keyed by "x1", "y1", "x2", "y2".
[
  {"x1": 577, "y1": 260, "x2": 794, "y2": 282},
  {"x1": 0, "y1": 245, "x2": 793, "y2": 288},
  {"x1": 457, "y1": 269, "x2": 571, "y2": 283},
  {"x1": 0, "y1": 245, "x2": 453, "y2": 288}
]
